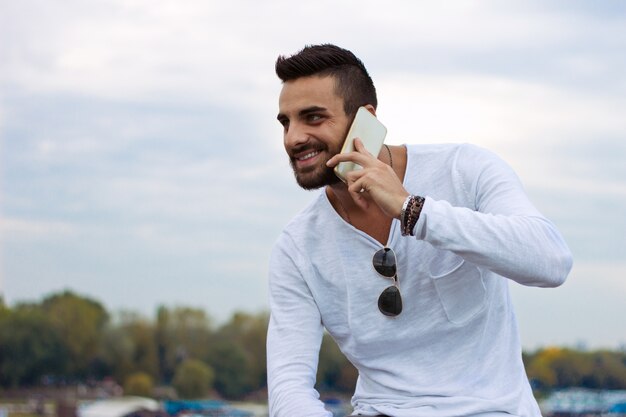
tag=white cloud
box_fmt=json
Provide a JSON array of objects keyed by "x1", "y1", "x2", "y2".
[
  {"x1": 3, "y1": 0, "x2": 624, "y2": 105},
  {"x1": 375, "y1": 73, "x2": 626, "y2": 205},
  {"x1": 0, "y1": 216, "x2": 77, "y2": 240},
  {"x1": 377, "y1": 74, "x2": 626, "y2": 147}
]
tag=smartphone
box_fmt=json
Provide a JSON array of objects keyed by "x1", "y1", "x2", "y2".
[{"x1": 334, "y1": 106, "x2": 388, "y2": 183}]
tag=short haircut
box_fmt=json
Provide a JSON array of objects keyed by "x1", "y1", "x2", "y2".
[{"x1": 275, "y1": 44, "x2": 377, "y2": 116}]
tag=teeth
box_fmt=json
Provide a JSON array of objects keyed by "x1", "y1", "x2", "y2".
[{"x1": 297, "y1": 151, "x2": 320, "y2": 161}]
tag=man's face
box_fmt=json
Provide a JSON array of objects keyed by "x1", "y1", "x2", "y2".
[{"x1": 277, "y1": 75, "x2": 350, "y2": 190}]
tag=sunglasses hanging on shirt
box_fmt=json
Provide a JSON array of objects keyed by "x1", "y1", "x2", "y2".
[{"x1": 372, "y1": 247, "x2": 403, "y2": 317}]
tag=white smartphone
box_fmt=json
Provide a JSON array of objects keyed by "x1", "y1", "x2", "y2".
[{"x1": 334, "y1": 106, "x2": 388, "y2": 183}]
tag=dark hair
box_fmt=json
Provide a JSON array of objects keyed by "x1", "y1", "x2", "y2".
[{"x1": 275, "y1": 44, "x2": 377, "y2": 116}]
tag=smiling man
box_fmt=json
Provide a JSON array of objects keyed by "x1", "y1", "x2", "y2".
[
  {"x1": 266, "y1": 44, "x2": 573, "y2": 417},
  {"x1": 277, "y1": 75, "x2": 349, "y2": 190}
]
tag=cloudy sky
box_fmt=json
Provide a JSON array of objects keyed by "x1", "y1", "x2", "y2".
[{"x1": 1, "y1": 1, "x2": 624, "y2": 350}]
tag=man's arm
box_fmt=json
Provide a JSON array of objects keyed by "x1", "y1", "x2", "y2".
[
  {"x1": 412, "y1": 144, "x2": 572, "y2": 287},
  {"x1": 327, "y1": 141, "x2": 572, "y2": 287},
  {"x1": 267, "y1": 234, "x2": 333, "y2": 417}
]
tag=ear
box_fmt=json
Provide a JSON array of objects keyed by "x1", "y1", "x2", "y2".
[{"x1": 363, "y1": 104, "x2": 377, "y2": 116}]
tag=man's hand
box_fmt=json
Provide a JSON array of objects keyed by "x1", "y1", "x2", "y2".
[{"x1": 327, "y1": 138, "x2": 409, "y2": 218}]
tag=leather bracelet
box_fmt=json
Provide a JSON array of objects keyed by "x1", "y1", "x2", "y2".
[
  {"x1": 400, "y1": 196, "x2": 414, "y2": 236},
  {"x1": 401, "y1": 195, "x2": 425, "y2": 236},
  {"x1": 400, "y1": 195, "x2": 412, "y2": 225}
]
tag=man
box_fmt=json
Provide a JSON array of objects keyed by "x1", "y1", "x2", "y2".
[{"x1": 267, "y1": 44, "x2": 572, "y2": 417}]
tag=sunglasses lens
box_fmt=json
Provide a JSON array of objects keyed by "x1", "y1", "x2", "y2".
[
  {"x1": 373, "y1": 247, "x2": 396, "y2": 277},
  {"x1": 378, "y1": 285, "x2": 402, "y2": 316}
]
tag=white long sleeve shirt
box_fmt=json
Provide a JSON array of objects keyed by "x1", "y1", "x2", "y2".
[{"x1": 267, "y1": 143, "x2": 573, "y2": 417}]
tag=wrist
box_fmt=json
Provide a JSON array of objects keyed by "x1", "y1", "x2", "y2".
[
  {"x1": 398, "y1": 194, "x2": 410, "y2": 220},
  {"x1": 400, "y1": 195, "x2": 425, "y2": 236}
]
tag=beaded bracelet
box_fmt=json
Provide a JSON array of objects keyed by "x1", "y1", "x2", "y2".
[{"x1": 401, "y1": 195, "x2": 425, "y2": 236}]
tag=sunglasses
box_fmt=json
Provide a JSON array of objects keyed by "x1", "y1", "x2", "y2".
[{"x1": 372, "y1": 247, "x2": 403, "y2": 317}]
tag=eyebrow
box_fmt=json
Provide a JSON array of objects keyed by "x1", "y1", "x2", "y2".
[
  {"x1": 277, "y1": 106, "x2": 328, "y2": 121},
  {"x1": 299, "y1": 106, "x2": 327, "y2": 116}
]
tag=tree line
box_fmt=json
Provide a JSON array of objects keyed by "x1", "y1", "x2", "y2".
[
  {"x1": 0, "y1": 291, "x2": 625, "y2": 400},
  {"x1": 524, "y1": 346, "x2": 626, "y2": 392}
]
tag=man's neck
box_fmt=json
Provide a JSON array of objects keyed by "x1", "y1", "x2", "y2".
[{"x1": 325, "y1": 144, "x2": 407, "y2": 244}]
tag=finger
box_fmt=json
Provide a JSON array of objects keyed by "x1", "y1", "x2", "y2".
[
  {"x1": 327, "y1": 148, "x2": 375, "y2": 168},
  {"x1": 327, "y1": 138, "x2": 379, "y2": 168},
  {"x1": 346, "y1": 174, "x2": 368, "y2": 195},
  {"x1": 354, "y1": 195, "x2": 369, "y2": 210},
  {"x1": 349, "y1": 188, "x2": 369, "y2": 210},
  {"x1": 352, "y1": 138, "x2": 373, "y2": 156}
]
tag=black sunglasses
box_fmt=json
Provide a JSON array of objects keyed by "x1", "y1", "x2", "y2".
[{"x1": 372, "y1": 247, "x2": 403, "y2": 317}]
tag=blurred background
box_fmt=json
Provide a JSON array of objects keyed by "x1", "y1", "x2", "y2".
[{"x1": 1, "y1": 0, "x2": 625, "y2": 415}]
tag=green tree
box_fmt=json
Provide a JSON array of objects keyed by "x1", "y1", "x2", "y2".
[
  {"x1": 525, "y1": 347, "x2": 626, "y2": 391},
  {"x1": 172, "y1": 359, "x2": 214, "y2": 399},
  {"x1": 316, "y1": 333, "x2": 354, "y2": 393},
  {"x1": 41, "y1": 291, "x2": 109, "y2": 377},
  {"x1": 526, "y1": 347, "x2": 560, "y2": 389},
  {"x1": 551, "y1": 349, "x2": 594, "y2": 387},
  {"x1": 337, "y1": 362, "x2": 358, "y2": 392},
  {"x1": 583, "y1": 350, "x2": 626, "y2": 389},
  {"x1": 207, "y1": 341, "x2": 252, "y2": 399},
  {"x1": 100, "y1": 324, "x2": 134, "y2": 381},
  {"x1": 106, "y1": 311, "x2": 160, "y2": 380},
  {"x1": 0, "y1": 306, "x2": 68, "y2": 387},
  {"x1": 0, "y1": 297, "x2": 9, "y2": 320},
  {"x1": 213, "y1": 311, "x2": 268, "y2": 392},
  {"x1": 155, "y1": 306, "x2": 214, "y2": 383},
  {"x1": 127, "y1": 316, "x2": 159, "y2": 377},
  {"x1": 124, "y1": 371, "x2": 154, "y2": 397}
]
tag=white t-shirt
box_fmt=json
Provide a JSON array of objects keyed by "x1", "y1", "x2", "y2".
[{"x1": 267, "y1": 143, "x2": 573, "y2": 417}]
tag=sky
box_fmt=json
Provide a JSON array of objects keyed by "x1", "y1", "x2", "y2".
[{"x1": 1, "y1": 0, "x2": 625, "y2": 350}]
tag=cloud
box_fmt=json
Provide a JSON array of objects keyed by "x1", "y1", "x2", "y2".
[
  {"x1": 1, "y1": 217, "x2": 77, "y2": 240},
  {"x1": 4, "y1": 1, "x2": 624, "y2": 102},
  {"x1": 377, "y1": 74, "x2": 626, "y2": 149}
]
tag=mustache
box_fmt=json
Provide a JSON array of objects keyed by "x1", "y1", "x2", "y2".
[{"x1": 288, "y1": 143, "x2": 327, "y2": 158}]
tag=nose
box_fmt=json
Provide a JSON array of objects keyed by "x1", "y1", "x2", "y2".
[{"x1": 284, "y1": 121, "x2": 310, "y2": 150}]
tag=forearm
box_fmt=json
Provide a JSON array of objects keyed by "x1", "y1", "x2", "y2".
[
  {"x1": 267, "y1": 238, "x2": 333, "y2": 417},
  {"x1": 414, "y1": 197, "x2": 573, "y2": 287},
  {"x1": 267, "y1": 316, "x2": 332, "y2": 417}
]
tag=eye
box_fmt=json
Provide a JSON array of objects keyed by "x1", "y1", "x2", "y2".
[
  {"x1": 278, "y1": 117, "x2": 289, "y2": 129},
  {"x1": 307, "y1": 114, "x2": 322, "y2": 123}
]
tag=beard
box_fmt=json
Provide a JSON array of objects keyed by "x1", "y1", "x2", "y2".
[{"x1": 289, "y1": 142, "x2": 343, "y2": 190}]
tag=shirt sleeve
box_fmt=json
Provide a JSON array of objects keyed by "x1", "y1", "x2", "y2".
[
  {"x1": 413, "y1": 144, "x2": 573, "y2": 287},
  {"x1": 266, "y1": 233, "x2": 333, "y2": 417}
]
